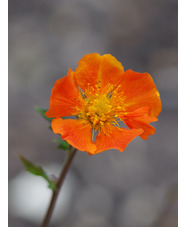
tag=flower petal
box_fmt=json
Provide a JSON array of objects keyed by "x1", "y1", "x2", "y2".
[
  {"x1": 94, "y1": 125, "x2": 143, "y2": 154},
  {"x1": 46, "y1": 69, "x2": 82, "y2": 118},
  {"x1": 99, "y1": 54, "x2": 124, "y2": 91},
  {"x1": 119, "y1": 69, "x2": 162, "y2": 118},
  {"x1": 51, "y1": 118, "x2": 96, "y2": 153},
  {"x1": 74, "y1": 53, "x2": 101, "y2": 91},
  {"x1": 123, "y1": 107, "x2": 158, "y2": 140},
  {"x1": 74, "y1": 53, "x2": 124, "y2": 93}
]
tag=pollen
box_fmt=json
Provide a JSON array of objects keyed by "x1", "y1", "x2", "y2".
[{"x1": 77, "y1": 83, "x2": 126, "y2": 132}]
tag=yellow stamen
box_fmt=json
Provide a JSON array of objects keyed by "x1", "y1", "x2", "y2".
[{"x1": 76, "y1": 83, "x2": 126, "y2": 133}]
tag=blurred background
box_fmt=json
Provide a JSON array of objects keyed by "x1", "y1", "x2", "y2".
[{"x1": 9, "y1": 0, "x2": 177, "y2": 226}]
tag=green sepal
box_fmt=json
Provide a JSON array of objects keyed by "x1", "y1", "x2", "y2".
[
  {"x1": 53, "y1": 139, "x2": 70, "y2": 151},
  {"x1": 19, "y1": 155, "x2": 57, "y2": 191},
  {"x1": 35, "y1": 106, "x2": 69, "y2": 151},
  {"x1": 34, "y1": 106, "x2": 54, "y2": 123}
]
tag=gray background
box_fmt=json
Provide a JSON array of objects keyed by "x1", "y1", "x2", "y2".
[{"x1": 9, "y1": 0, "x2": 177, "y2": 226}]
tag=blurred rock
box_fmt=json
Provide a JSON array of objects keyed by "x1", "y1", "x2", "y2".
[
  {"x1": 149, "y1": 48, "x2": 178, "y2": 109},
  {"x1": 74, "y1": 138, "x2": 151, "y2": 194},
  {"x1": 73, "y1": 216, "x2": 111, "y2": 227},
  {"x1": 74, "y1": 184, "x2": 113, "y2": 220},
  {"x1": 8, "y1": 217, "x2": 36, "y2": 227},
  {"x1": 149, "y1": 48, "x2": 177, "y2": 71},
  {"x1": 108, "y1": 0, "x2": 147, "y2": 48},
  {"x1": 117, "y1": 184, "x2": 167, "y2": 227},
  {"x1": 147, "y1": 110, "x2": 178, "y2": 184}
]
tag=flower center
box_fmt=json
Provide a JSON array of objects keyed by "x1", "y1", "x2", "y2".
[
  {"x1": 84, "y1": 94, "x2": 115, "y2": 131},
  {"x1": 76, "y1": 83, "x2": 126, "y2": 133}
]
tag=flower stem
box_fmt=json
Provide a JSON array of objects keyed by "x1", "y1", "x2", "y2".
[{"x1": 41, "y1": 147, "x2": 77, "y2": 227}]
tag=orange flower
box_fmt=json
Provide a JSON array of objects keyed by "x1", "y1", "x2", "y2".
[{"x1": 46, "y1": 53, "x2": 162, "y2": 155}]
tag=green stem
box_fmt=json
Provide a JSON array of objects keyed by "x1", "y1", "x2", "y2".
[{"x1": 41, "y1": 147, "x2": 77, "y2": 227}]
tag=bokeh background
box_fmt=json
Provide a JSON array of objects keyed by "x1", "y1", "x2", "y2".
[{"x1": 9, "y1": 0, "x2": 178, "y2": 226}]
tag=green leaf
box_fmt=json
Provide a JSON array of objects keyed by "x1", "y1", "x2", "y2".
[
  {"x1": 35, "y1": 106, "x2": 54, "y2": 123},
  {"x1": 53, "y1": 139, "x2": 70, "y2": 151},
  {"x1": 48, "y1": 181, "x2": 57, "y2": 190},
  {"x1": 19, "y1": 155, "x2": 57, "y2": 191}
]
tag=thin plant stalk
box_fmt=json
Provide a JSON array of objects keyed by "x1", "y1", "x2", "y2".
[{"x1": 41, "y1": 147, "x2": 77, "y2": 227}]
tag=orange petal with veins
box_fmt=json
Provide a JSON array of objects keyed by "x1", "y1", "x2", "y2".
[
  {"x1": 74, "y1": 53, "x2": 124, "y2": 93},
  {"x1": 45, "y1": 68, "x2": 83, "y2": 118},
  {"x1": 94, "y1": 125, "x2": 143, "y2": 154},
  {"x1": 118, "y1": 69, "x2": 162, "y2": 118},
  {"x1": 123, "y1": 107, "x2": 158, "y2": 140},
  {"x1": 51, "y1": 118, "x2": 96, "y2": 153}
]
